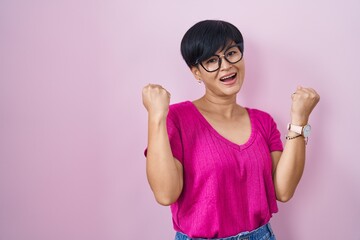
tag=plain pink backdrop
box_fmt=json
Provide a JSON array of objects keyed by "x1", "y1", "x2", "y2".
[{"x1": 1, "y1": 0, "x2": 359, "y2": 239}]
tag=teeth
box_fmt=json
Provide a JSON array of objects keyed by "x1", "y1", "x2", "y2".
[{"x1": 221, "y1": 73, "x2": 236, "y2": 80}]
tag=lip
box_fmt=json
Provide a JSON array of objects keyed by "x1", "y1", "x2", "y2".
[
  {"x1": 219, "y1": 72, "x2": 237, "y2": 85},
  {"x1": 219, "y1": 72, "x2": 237, "y2": 80}
]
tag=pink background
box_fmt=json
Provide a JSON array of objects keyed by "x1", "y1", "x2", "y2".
[{"x1": 1, "y1": 0, "x2": 359, "y2": 239}]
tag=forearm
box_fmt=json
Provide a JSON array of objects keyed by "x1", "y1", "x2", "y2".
[
  {"x1": 146, "y1": 114, "x2": 183, "y2": 205},
  {"x1": 273, "y1": 132, "x2": 306, "y2": 202}
]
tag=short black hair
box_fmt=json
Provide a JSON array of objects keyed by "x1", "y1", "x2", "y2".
[{"x1": 180, "y1": 20, "x2": 244, "y2": 68}]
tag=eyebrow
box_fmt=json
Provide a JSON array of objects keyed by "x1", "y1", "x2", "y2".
[{"x1": 215, "y1": 42, "x2": 237, "y2": 55}]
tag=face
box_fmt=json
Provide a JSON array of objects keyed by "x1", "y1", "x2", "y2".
[{"x1": 191, "y1": 42, "x2": 245, "y2": 98}]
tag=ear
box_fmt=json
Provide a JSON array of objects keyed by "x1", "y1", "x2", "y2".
[{"x1": 191, "y1": 66, "x2": 202, "y2": 81}]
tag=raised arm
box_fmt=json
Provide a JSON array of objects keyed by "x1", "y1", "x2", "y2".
[
  {"x1": 272, "y1": 86, "x2": 320, "y2": 202},
  {"x1": 142, "y1": 84, "x2": 183, "y2": 206}
]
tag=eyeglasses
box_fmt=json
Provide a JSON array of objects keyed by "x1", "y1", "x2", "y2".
[{"x1": 195, "y1": 43, "x2": 243, "y2": 72}]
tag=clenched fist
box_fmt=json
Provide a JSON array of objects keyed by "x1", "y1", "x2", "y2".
[
  {"x1": 142, "y1": 84, "x2": 171, "y2": 119},
  {"x1": 290, "y1": 86, "x2": 320, "y2": 125}
]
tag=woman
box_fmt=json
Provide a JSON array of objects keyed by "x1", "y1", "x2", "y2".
[{"x1": 142, "y1": 20, "x2": 320, "y2": 240}]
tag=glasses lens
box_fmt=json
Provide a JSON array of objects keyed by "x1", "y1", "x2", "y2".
[
  {"x1": 201, "y1": 56, "x2": 220, "y2": 72},
  {"x1": 225, "y1": 46, "x2": 242, "y2": 63},
  {"x1": 199, "y1": 45, "x2": 243, "y2": 72}
]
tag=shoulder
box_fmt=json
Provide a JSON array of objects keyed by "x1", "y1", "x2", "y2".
[
  {"x1": 167, "y1": 101, "x2": 195, "y2": 124},
  {"x1": 248, "y1": 108, "x2": 283, "y2": 150},
  {"x1": 168, "y1": 101, "x2": 194, "y2": 117},
  {"x1": 247, "y1": 108, "x2": 273, "y2": 121},
  {"x1": 247, "y1": 107, "x2": 278, "y2": 133},
  {"x1": 166, "y1": 101, "x2": 200, "y2": 139},
  {"x1": 169, "y1": 101, "x2": 192, "y2": 112}
]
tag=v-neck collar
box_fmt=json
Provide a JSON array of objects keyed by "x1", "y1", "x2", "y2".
[{"x1": 186, "y1": 101, "x2": 257, "y2": 151}]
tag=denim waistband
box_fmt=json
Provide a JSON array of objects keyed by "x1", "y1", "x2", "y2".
[{"x1": 175, "y1": 222, "x2": 274, "y2": 240}]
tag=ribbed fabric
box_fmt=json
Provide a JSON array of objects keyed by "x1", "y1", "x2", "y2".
[{"x1": 151, "y1": 101, "x2": 283, "y2": 238}]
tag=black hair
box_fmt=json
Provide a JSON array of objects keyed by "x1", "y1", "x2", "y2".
[{"x1": 180, "y1": 20, "x2": 244, "y2": 68}]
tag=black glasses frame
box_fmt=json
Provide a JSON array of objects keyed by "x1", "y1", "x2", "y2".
[{"x1": 195, "y1": 43, "x2": 244, "y2": 73}]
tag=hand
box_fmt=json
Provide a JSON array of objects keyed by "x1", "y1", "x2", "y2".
[
  {"x1": 142, "y1": 84, "x2": 171, "y2": 118},
  {"x1": 290, "y1": 86, "x2": 320, "y2": 125}
]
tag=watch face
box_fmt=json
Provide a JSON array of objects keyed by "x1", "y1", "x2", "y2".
[{"x1": 303, "y1": 125, "x2": 311, "y2": 137}]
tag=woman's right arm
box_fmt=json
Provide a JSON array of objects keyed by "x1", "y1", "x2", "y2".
[{"x1": 142, "y1": 84, "x2": 183, "y2": 206}]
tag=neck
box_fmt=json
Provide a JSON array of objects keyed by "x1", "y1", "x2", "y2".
[{"x1": 199, "y1": 94, "x2": 240, "y2": 119}]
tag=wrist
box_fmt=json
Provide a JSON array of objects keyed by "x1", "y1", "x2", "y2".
[
  {"x1": 287, "y1": 123, "x2": 312, "y2": 138},
  {"x1": 290, "y1": 112, "x2": 309, "y2": 126},
  {"x1": 290, "y1": 117, "x2": 308, "y2": 126},
  {"x1": 286, "y1": 131, "x2": 300, "y2": 137},
  {"x1": 148, "y1": 113, "x2": 167, "y2": 124}
]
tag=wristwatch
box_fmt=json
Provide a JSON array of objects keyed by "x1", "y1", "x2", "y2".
[{"x1": 287, "y1": 123, "x2": 311, "y2": 138}]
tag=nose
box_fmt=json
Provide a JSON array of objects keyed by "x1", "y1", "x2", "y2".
[{"x1": 219, "y1": 56, "x2": 232, "y2": 70}]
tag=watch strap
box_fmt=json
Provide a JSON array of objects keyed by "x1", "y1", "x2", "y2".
[{"x1": 287, "y1": 123, "x2": 303, "y2": 135}]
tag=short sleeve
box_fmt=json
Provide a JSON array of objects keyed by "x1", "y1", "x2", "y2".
[
  {"x1": 143, "y1": 107, "x2": 184, "y2": 163},
  {"x1": 166, "y1": 114, "x2": 184, "y2": 162},
  {"x1": 268, "y1": 116, "x2": 283, "y2": 152}
]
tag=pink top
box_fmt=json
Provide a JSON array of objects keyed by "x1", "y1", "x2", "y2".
[{"x1": 153, "y1": 101, "x2": 283, "y2": 238}]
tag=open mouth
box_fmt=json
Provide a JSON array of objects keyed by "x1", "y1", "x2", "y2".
[{"x1": 220, "y1": 73, "x2": 237, "y2": 82}]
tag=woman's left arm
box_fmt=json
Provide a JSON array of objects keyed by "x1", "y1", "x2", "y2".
[{"x1": 272, "y1": 86, "x2": 320, "y2": 202}]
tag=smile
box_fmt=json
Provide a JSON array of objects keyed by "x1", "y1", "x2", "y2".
[{"x1": 220, "y1": 73, "x2": 237, "y2": 82}]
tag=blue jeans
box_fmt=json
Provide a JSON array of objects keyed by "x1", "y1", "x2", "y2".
[{"x1": 175, "y1": 223, "x2": 276, "y2": 240}]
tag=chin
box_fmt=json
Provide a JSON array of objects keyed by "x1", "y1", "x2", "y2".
[{"x1": 222, "y1": 85, "x2": 242, "y2": 97}]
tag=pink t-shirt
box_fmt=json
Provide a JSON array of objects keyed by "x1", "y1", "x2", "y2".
[{"x1": 152, "y1": 101, "x2": 283, "y2": 238}]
